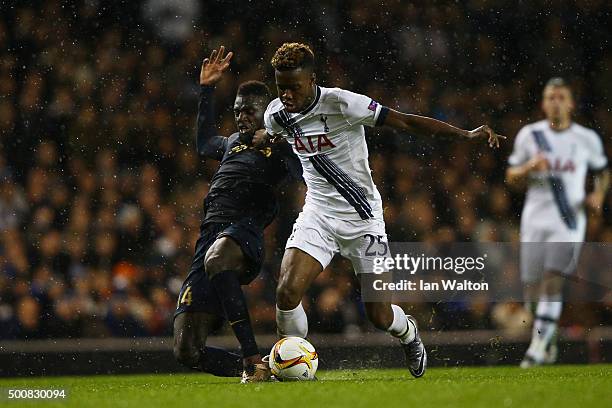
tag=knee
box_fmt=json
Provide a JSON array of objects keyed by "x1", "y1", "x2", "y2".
[
  {"x1": 542, "y1": 273, "x2": 564, "y2": 297},
  {"x1": 204, "y1": 251, "x2": 224, "y2": 278},
  {"x1": 276, "y1": 280, "x2": 301, "y2": 310},
  {"x1": 205, "y1": 239, "x2": 244, "y2": 278},
  {"x1": 205, "y1": 248, "x2": 236, "y2": 278},
  {"x1": 173, "y1": 343, "x2": 200, "y2": 368}
]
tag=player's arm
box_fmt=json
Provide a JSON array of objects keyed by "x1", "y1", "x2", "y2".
[
  {"x1": 278, "y1": 140, "x2": 304, "y2": 183},
  {"x1": 505, "y1": 153, "x2": 549, "y2": 190},
  {"x1": 196, "y1": 46, "x2": 234, "y2": 160},
  {"x1": 583, "y1": 131, "x2": 609, "y2": 215},
  {"x1": 585, "y1": 169, "x2": 609, "y2": 216},
  {"x1": 504, "y1": 126, "x2": 547, "y2": 190},
  {"x1": 382, "y1": 109, "x2": 505, "y2": 148},
  {"x1": 253, "y1": 129, "x2": 304, "y2": 182}
]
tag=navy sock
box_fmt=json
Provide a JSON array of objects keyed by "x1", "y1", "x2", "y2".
[
  {"x1": 199, "y1": 346, "x2": 242, "y2": 377},
  {"x1": 210, "y1": 270, "x2": 260, "y2": 358}
]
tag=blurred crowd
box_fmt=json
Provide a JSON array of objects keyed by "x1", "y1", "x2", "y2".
[{"x1": 0, "y1": 0, "x2": 610, "y2": 340}]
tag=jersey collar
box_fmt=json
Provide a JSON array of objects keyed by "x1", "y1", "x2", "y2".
[
  {"x1": 547, "y1": 120, "x2": 574, "y2": 133},
  {"x1": 300, "y1": 86, "x2": 321, "y2": 115}
]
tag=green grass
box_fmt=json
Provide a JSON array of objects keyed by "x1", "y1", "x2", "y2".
[{"x1": 1, "y1": 365, "x2": 610, "y2": 408}]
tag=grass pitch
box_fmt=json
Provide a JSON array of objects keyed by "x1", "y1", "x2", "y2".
[{"x1": 1, "y1": 365, "x2": 610, "y2": 408}]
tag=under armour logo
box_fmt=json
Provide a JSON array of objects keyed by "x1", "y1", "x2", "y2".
[{"x1": 320, "y1": 115, "x2": 329, "y2": 133}]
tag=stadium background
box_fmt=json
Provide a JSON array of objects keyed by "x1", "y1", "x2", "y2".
[{"x1": 0, "y1": 0, "x2": 610, "y2": 347}]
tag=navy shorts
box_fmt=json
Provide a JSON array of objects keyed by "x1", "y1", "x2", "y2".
[{"x1": 174, "y1": 219, "x2": 264, "y2": 319}]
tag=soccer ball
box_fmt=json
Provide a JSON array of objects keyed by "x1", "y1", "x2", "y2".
[{"x1": 268, "y1": 337, "x2": 318, "y2": 381}]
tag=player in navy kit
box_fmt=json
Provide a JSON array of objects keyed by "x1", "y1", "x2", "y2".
[{"x1": 173, "y1": 46, "x2": 301, "y2": 382}]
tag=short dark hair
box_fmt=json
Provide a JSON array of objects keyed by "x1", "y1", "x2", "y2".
[
  {"x1": 545, "y1": 77, "x2": 569, "y2": 88},
  {"x1": 271, "y1": 42, "x2": 315, "y2": 71},
  {"x1": 236, "y1": 80, "x2": 271, "y2": 100},
  {"x1": 544, "y1": 77, "x2": 573, "y2": 98}
]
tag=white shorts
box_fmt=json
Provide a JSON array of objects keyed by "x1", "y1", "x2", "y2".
[
  {"x1": 520, "y1": 227, "x2": 584, "y2": 283},
  {"x1": 286, "y1": 209, "x2": 389, "y2": 274}
]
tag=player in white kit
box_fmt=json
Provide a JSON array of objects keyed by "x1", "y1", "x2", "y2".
[
  {"x1": 264, "y1": 43, "x2": 505, "y2": 378},
  {"x1": 506, "y1": 78, "x2": 609, "y2": 368}
]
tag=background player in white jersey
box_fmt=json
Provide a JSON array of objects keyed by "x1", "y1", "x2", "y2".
[
  {"x1": 263, "y1": 43, "x2": 505, "y2": 378},
  {"x1": 506, "y1": 78, "x2": 609, "y2": 368}
]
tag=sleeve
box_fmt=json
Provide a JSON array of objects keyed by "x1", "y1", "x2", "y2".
[
  {"x1": 196, "y1": 85, "x2": 228, "y2": 160},
  {"x1": 586, "y1": 130, "x2": 608, "y2": 171},
  {"x1": 278, "y1": 141, "x2": 304, "y2": 183},
  {"x1": 336, "y1": 89, "x2": 389, "y2": 128},
  {"x1": 264, "y1": 101, "x2": 287, "y2": 136},
  {"x1": 508, "y1": 126, "x2": 531, "y2": 166}
]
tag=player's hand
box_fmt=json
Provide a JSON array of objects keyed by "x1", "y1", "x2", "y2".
[
  {"x1": 585, "y1": 191, "x2": 605, "y2": 216},
  {"x1": 527, "y1": 153, "x2": 550, "y2": 173},
  {"x1": 200, "y1": 45, "x2": 233, "y2": 86},
  {"x1": 252, "y1": 129, "x2": 270, "y2": 148},
  {"x1": 269, "y1": 133, "x2": 284, "y2": 144},
  {"x1": 466, "y1": 125, "x2": 506, "y2": 148},
  {"x1": 252, "y1": 130, "x2": 283, "y2": 147}
]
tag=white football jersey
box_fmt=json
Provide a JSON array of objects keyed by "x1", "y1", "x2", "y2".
[
  {"x1": 508, "y1": 120, "x2": 607, "y2": 238},
  {"x1": 264, "y1": 86, "x2": 387, "y2": 220}
]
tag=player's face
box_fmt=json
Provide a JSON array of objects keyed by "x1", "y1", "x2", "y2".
[
  {"x1": 233, "y1": 95, "x2": 267, "y2": 142},
  {"x1": 275, "y1": 68, "x2": 316, "y2": 113},
  {"x1": 542, "y1": 86, "x2": 574, "y2": 122}
]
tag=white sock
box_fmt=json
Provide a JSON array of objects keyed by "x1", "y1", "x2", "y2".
[
  {"x1": 388, "y1": 304, "x2": 415, "y2": 344},
  {"x1": 527, "y1": 296, "x2": 562, "y2": 360},
  {"x1": 276, "y1": 302, "x2": 308, "y2": 338}
]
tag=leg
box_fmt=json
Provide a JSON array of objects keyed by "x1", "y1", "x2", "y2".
[
  {"x1": 525, "y1": 271, "x2": 564, "y2": 364},
  {"x1": 364, "y1": 301, "x2": 393, "y2": 330},
  {"x1": 276, "y1": 210, "x2": 337, "y2": 338},
  {"x1": 364, "y1": 289, "x2": 414, "y2": 341},
  {"x1": 522, "y1": 239, "x2": 577, "y2": 367},
  {"x1": 541, "y1": 270, "x2": 565, "y2": 298},
  {"x1": 523, "y1": 280, "x2": 540, "y2": 314},
  {"x1": 520, "y1": 238, "x2": 545, "y2": 315},
  {"x1": 205, "y1": 236, "x2": 261, "y2": 366},
  {"x1": 364, "y1": 301, "x2": 416, "y2": 342},
  {"x1": 363, "y1": 302, "x2": 423, "y2": 377},
  {"x1": 173, "y1": 312, "x2": 242, "y2": 376},
  {"x1": 343, "y1": 220, "x2": 414, "y2": 341},
  {"x1": 276, "y1": 248, "x2": 323, "y2": 337},
  {"x1": 344, "y1": 218, "x2": 424, "y2": 377}
]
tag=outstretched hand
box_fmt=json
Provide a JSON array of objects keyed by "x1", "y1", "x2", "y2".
[
  {"x1": 467, "y1": 125, "x2": 506, "y2": 148},
  {"x1": 200, "y1": 45, "x2": 233, "y2": 86}
]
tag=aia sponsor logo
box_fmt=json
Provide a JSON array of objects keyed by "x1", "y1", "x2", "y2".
[
  {"x1": 548, "y1": 157, "x2": 576, "y2": 173},
  {"x1": 293, "y1": 134, "x2": 336, "y2": 153}
]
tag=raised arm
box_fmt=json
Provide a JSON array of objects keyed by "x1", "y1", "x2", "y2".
[
  {"x1": 383, "y1": 109, "x2": 505, "y2": 148},
  {"x1": 196, "y1": 46, "x2": 234, "y2": 160}
]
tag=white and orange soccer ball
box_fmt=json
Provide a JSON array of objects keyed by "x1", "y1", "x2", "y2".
[{"x1": 268, "y1": 337, "x2": 318, "y2": 381}]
